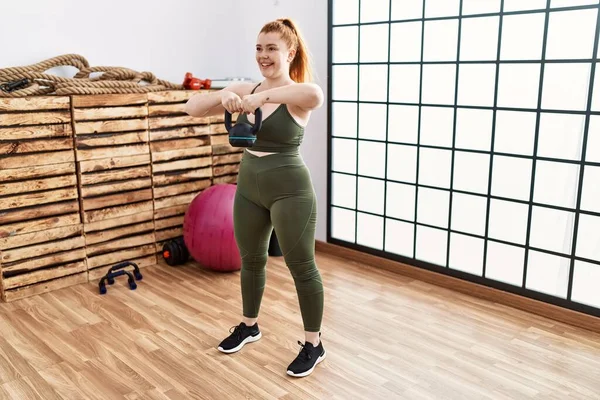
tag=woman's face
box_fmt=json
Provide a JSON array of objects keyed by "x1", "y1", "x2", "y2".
[{"x1": 256, "y1": 32, "x2": 295, "y2": 79}]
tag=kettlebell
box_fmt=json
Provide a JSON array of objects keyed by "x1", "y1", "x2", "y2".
[{"x1": 225, "y1": 108, "x2": 262, "y2": 147}]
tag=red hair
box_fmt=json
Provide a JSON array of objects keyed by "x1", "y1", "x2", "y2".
[{"x1": 260, "y1": 18, "x2": 312, "y2": 83}]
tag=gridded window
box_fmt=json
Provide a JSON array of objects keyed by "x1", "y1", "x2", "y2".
[{"x1": 328, "y1": 0, "x2": 600, "y2": 317}]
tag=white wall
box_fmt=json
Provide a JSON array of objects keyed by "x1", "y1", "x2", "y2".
[{"x1": 0, "y1": 0, "x2": 329, "y2": 241}]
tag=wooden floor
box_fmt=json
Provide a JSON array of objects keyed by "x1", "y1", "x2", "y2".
[{"x1": 0, "y1": 251, "x2": 599, "y2": 399}]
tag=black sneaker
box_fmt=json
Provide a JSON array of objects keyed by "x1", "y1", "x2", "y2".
[
  {"x1": 286, "y1": 335, "x2": 326, "y2": 377},
  {"x1": 217, "y1": 322, "x2": 262, "y2": 353}
]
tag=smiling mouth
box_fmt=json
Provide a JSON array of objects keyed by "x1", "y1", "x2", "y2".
[{"x1": 260, "y1": 62, "x2": 273, "y2": 68}]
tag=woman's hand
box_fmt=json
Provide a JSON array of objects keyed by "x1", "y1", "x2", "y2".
[
  {"x1": 220, "y1": 90, "x2": 243, "y2": 113},
  {"x1": 241, "y1": 93, "x2": 266, "y2": 114}
]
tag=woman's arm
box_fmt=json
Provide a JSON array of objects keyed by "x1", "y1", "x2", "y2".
[
  {"x1": 241, "y1": 83, "x2": 324, "y2": 113},
  {"x1": 185, "y1": 82, "x2": 255, "y2": 117}
]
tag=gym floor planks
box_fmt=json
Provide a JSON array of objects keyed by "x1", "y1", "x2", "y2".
[{"x1": 0, "y1": 251, "x2": 598, "y2": 399}]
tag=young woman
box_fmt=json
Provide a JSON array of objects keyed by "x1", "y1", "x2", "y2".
[{"x1": 185, "y1": 18, "x2": 325, "y2": 378}]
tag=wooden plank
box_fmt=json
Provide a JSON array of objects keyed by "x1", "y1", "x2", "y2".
[
  {"x1": 148, "y1": 103, "x2": 186, "y2": 116},
  {"x1": 154, "y1": 192, "x2": 197, "y2": 210},
  {"x1": 87, "y1": 254, "x2": 156, "y2": 281},
  {"x1": 74, "y1": 118, "x2": 148, "y2": 135},
  {"x1": 2, "y1": 272, "x2": 87, "y2": 303},
  {"x1": 148, "y1": 115, "x2": 210, "y2": 129},
  {"x1": 84, "y1": 210, "x2": 154, "y2": 233},
  {"x1": 76, "y1": 131, "x2": 149, "y2": 148},
  {"x1": 1, "y1": 248, "x2": 86, "y2": 274},
  {"x1": 212, "y1": 153, "x2": 243, "y2": 166},
  {"x1": 0, "y1": 175, "x2": 77, "y2": 196},
  {"x1": 1, "y1": 236, "x2": 85, "y2": 264},
  {"x1": 151, "y1": 146, "x2": 211, "y2": 163},
  {"x1": 85, "y1": 221, "x2": 155, "y2": 246},
  {"x1": 80, "y1": 178, "x2": 152, "y2": 198},
  {"x1": 80, "y1": 165, "x2": 151, "y2": 185},
  {"x1": 155, "y1": 215, "x2": 184, "y2": 230},
  {"x1": 213, "y1": 164, "x2": 240, "y2": 177},
  {"x1": 2, "y1": 261, "x2": 87, "y2": 290},
  {"x1": 0, "y1": 111, "x2": 71, "y2": 127},
  {"x1": 213, "y1": 174, "x2": 238, "y2": 184},
  {"x1": 153, "y1": 179, "x2": 211, "y2": 199},
  {"x1": 154, "y1": 204, "x2": 188, "y2": 220},
  {"x1": 147, "y1": 90, "x2": 203, "y2": 103},
  {"x1": 0, "y1": 150, "x2": 74, "y2": 169},
  {"x1": 156, "y1": 227, "x2": 183, "y2": 242},
  {"x1": 212, "y1": 143, "x2": 243, "y2": 155},
  {"x1": 0, "y1": 201, "x2": 79, "y2": 225},
  {"x1": 76, "y1": 144, "x2": 149, "y2": 161},
  {"x1": 0, "y1": 224, "x2": 83, "y2": 251},
  {"x1": 152, "y1": 167, "x2": 212, "y2": 187},
  {"x1": 149, "y1": 125, "x2": 211, "y2": 141},
  {"x1": 86, "y1": 244, "x2": 156, "y2": 269},
  {"x1": 84, "y1": 200, "x2": 153, "y2": 224},
  {"x1": 210, "y1": 124, "x2": 228, "y2": 134},
  {"x1": 0, "y1": 162, "x2": 75, "y2": 183},
  {"x1": 0, "y1": 213, "x2": 80, "y2": 239},
  {"x1": 0, "y1": 187, "x2": 78, "y2": 210},
  {"x1": 86, "y1": 232, "x2": 156, "y2": 256},
  {"x1": 150, "y1": 137, "x2": 210, "y2": 153},
  {"x1": 0, "y1": 124, "x2": 71, "y2": 141},
  {"x1": 73, "y1": 105, "x2": 148, "y2": 121},
  {"x1": 71, "y1": 93, "x2": 147, "y2": 108},
  {"x1": 152, "y1": 157, "x2": 212, "y2": 174},
  {"x1": 79, "y1": 154, "x2": 150, "y2": 173},
  {"x1": 210, "y1": 134, "x2": 230, "y2": 146},
  {"x1": 81, "y1": 188, "x2": 153, "y2": 211},
  {"x1": 0, "y1": 96, "x2": 70, "y2": 111},
  {"x1": 0, "y1": 138, "x2": 73, "y2": 155}
]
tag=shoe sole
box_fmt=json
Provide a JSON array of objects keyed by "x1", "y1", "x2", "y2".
[
  {"x1": 217, "y1": 332, "x2": 262, "y2": 354},
  {"x1": 286, "y1": 350, "x2": 327, "y2": 378}
]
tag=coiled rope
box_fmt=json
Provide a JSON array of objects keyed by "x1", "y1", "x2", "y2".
[{"x1": 0, "y1": 54, "x2": 183, "y2": 97}]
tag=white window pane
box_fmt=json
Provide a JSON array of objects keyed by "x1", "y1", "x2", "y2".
[
  {"x1": 533, "y1": 161, "x2": 580, "y2": 208},
  {"x1": 420, "y1": 106, "x2": 454, "y2": 147},
  {"x1": 332, "y1": 102, "x2": 357, "y2": 138},
  {"x1": 333, "y1": 26, "x2": 358, "y2": 63},
  {"x1": 425, "y1": 0, "x2": 460, "y2": 17},
  {"x1": 451, "y1": 193, "x2": 487, "y2": 235},
  {"x1": 586, "y1": 116, "x2": 600, "y2": 162},
  {"x1": 497, "y1": 63, "x2": 541, "y2": 109},
  {"x1": 388, "y1": 144, "x2": 417, "y2": 183},
  {"x1": 388, "y1": 105, "x2": 419, "y2": 144},
  {"x1": 485, "y1": 241, "x2": 525, "y2": 286},
  {"x1": 360, "y1": 65, "x2": 388, "y2": 102},
  {"x1": 422, "y1": 64, "x2": 457, "y2": 105},
  {"x1": 462, "y1": 0, "x2": 501, "y2": 15},
  {"x1": 491, "y1": 155, "x2": 533, "y2": 201},
  {"x1": 542, "y1": 63, "x2": 591, "y2": 111},
  {"x1": 360, "y1": 0, "x2": 390, "y2": 23},
  {"x1": 358, "y1": 141, "x2": 386, "y2": 178},
  {"x1": 423, "y1": 19, "x2": 459, "y2": 61},
  {"x1": 494, "y1": 110, "x2": 537, "y2": 156},
  {"x1": 453, "y1": 151, "x2": 490, "y2": 194},
  {"x1": 332, "y1": 138, "x2": 357, "y2": 174},
  {"x1": 530, "y1": 206, "x2": 575, "y2": 254},
  {"x1": 576, "y1": 214, "x2": 600, "y2": 262},
  {"x1": 581, "y1": 166, "x2": 600, "y2": 213},
  {"x1": 526, "y1": 251, "x2": 570, "y2": 298},
  {"x1": 417, "y1": 187, "x2": 450, "y2": 228},
  {"x1": 357, "y1": 213, "x2": 384, "y2": 249},
  {"x1": 501, "y1": 13, "x2": 546, "y2": 60},
  {"x1": 416, "y1": 225, "x2": 448, "y2": 266},
  {"x1": 592, "y1": 65, "x2": 600, "y2": 111},
  {"x1": 386, "y1": 182, "x2": 416, "y2": 221},
  {"x1": 391, "y1": 0, "x2": 423, "y2": 20},
  {"x1": 504, "y1": 0, "x2": 547, "y2": 12},
  {"x1": 456, "y1": 108, "x2": 493, "y2": 151},
  {"x1": 390, "y1": 21, "x2": 422, "y2": 62},
  {"x1": 331, "y1": 207, "x2": 356, "y2": 242},
  {"x1": 488, "y1": 199, "x2": 529, "y2": 244},
  {"x1": 571, "y1": 260, "x2": 600, "y2": 309},
  {"x1": 418, "y1": 148, "x2": 452, "y2": 188},
  {"x1": 551, "y1": 0, "x2": 599, "y2": 7},
  {"x1": 358, "y1": 177, "x2": 385, "y2": 215},
  {"x1": 331, "y1": 173, "x2": 356, "y2": 209},
  {"x1": 360, "y1": 24, "x2": 390, "y2": 63},
  {"x1": 359, "y1": 103, "x2": 387, "y2": 141},
  {"x1": 538, "y1": 113, "x2": 585, "y2": 161},
  {"x1": 332, "y1": 65, "x2": 358, "y2": 101},
  {"x1": 385, "y1": 219, "x2": 415, "y2": 257},
  {"x1": 449, "y1": 233, "x2": 484, "y2": 276},
  {"x1": 460, "y1": 16, "x2": 500, "y2": 61},
  {"x1": 333, "y1": 0, "x2": 359, "y2": 24},
  {"x1": 389, "y1": 65, "x2": 421, "y2": 103},
  {"x1": 458, "y1": 64, "x2": 497, "y2": 107},
  {"x1": 546, "y1": 9, "x2": 597, "y2": 60}
]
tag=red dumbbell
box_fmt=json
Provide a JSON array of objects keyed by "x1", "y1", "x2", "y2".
[{"x1": 183, "y1": 72, "x2": 212, "y2": 90}]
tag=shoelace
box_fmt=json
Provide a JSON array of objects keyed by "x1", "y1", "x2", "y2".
[
  {"x1": 229, "y1": 324, "x2": 244, "y2": 340},
  {"x1": 297, "y1": 341, "x2": 312, "y2": 361}
]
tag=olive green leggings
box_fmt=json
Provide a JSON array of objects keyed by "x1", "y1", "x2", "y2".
[{"x1": 233, "y1": 150, "x2": 323, "y2": 332}]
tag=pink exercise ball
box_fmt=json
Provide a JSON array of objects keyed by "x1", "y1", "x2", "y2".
[{"x1": 183, "y1": 184, "x2": 241, "y2": 272}]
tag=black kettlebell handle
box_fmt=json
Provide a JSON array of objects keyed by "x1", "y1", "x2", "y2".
[{"x1": 224, "y1": 108, "x2": 263, "y2": 134}]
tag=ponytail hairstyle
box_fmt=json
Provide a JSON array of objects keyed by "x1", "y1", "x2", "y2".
[{"x1": 260, "y1": 18, "x2": 313, "y2": 83}]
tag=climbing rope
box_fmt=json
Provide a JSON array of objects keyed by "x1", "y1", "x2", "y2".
[{"x1": 0, "y1": 54, "x2": 183, "y2": 97}]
